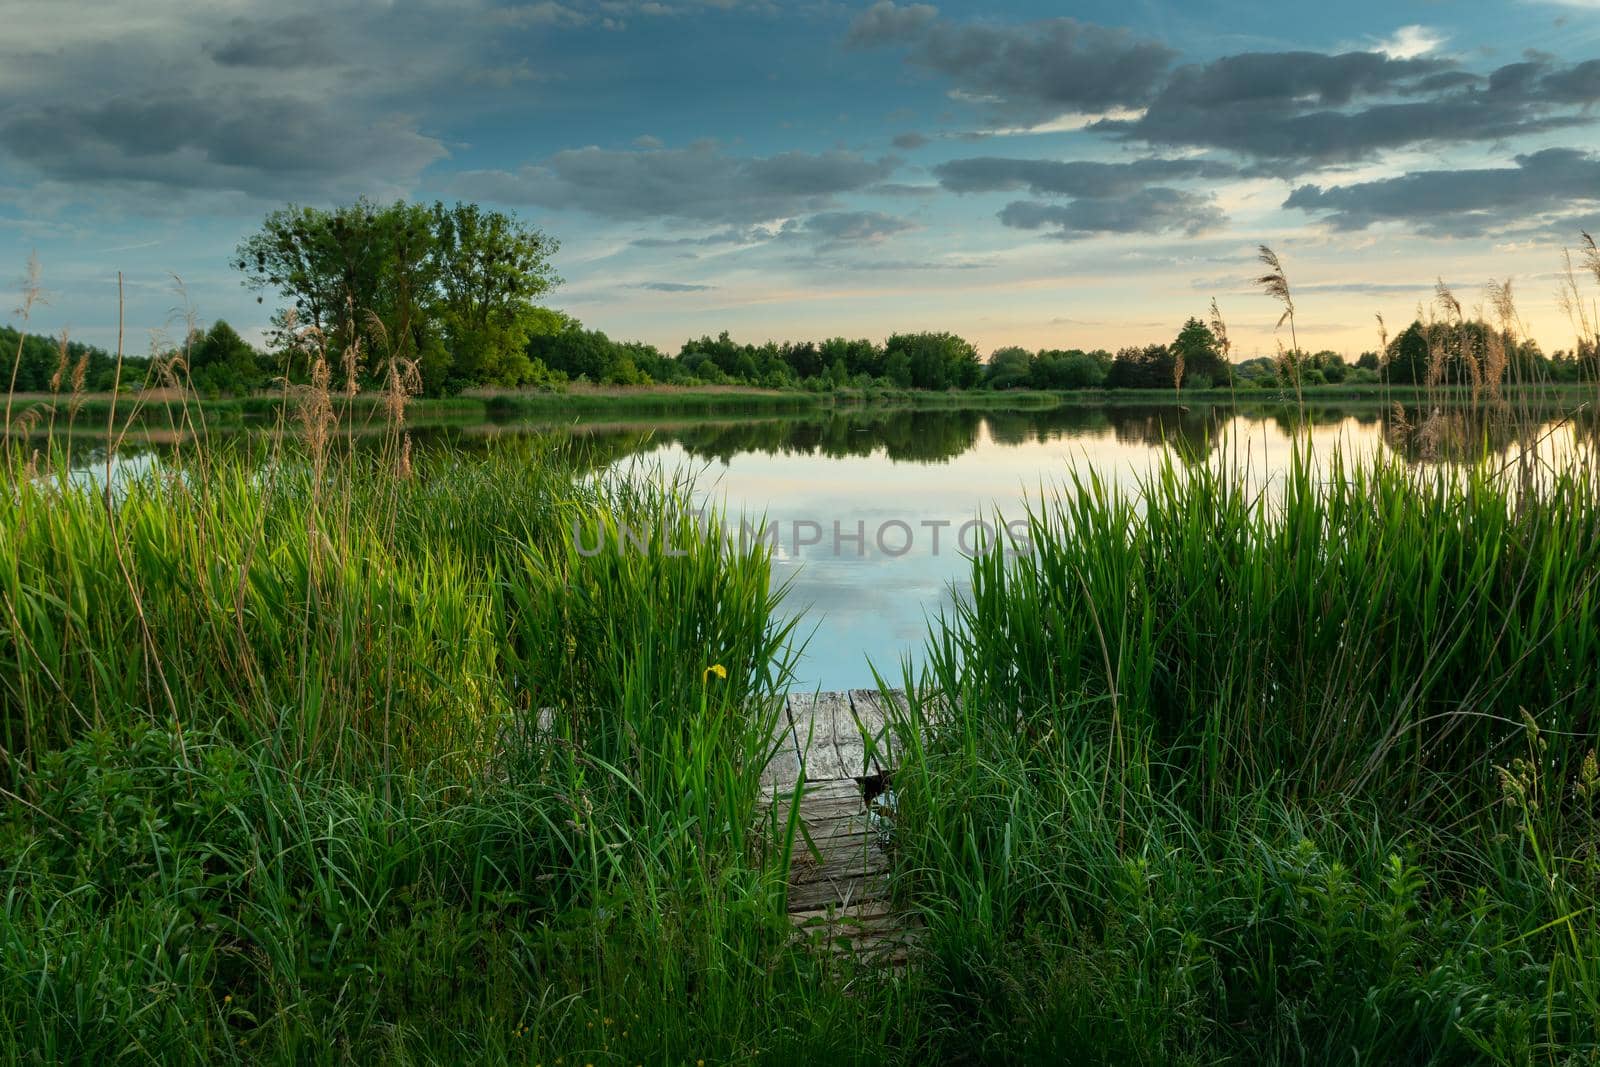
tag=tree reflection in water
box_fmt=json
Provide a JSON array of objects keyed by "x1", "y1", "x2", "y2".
[{"x1": 36, "y1": 398, "x2": 1595, "y2": 479}]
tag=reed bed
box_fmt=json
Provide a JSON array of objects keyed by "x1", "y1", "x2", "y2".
[
  {"x1": 4, "y1": 282, "x2": 1600, "y2": 1063},
  {"x1": 883, "y1": 449, "x2": 1600, "y2": 1063},
  {"x1": 1, "y1": 368, "x2": 896, "y2": 1063}
]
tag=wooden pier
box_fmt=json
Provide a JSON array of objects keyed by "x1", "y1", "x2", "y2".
[{"x1": 762, "y1": 689, "x2": 919, "y2": 968}]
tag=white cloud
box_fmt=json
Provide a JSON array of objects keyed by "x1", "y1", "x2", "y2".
[{"x1": 1372, "y1": 25, "x2": 1447, "y2": 60}]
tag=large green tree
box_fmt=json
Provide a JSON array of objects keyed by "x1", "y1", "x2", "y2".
[
  {"x1": 985, "y1": 346, "x2": 1032, "y2": 390},
  {"x1": 429, "y1": 202, "x2": 561, "y2": 391},
  {"x1": 885, "y1": 332, "x2": 980, "y2": 390},
  {"x1": 1171, "y1": 317, "x2": 1230, "y2": 387},
  {"x1": 1106, "y1": 344, "x2": 1175, "y2": 389},
  {"x1": 1384, "y1": 322, "x2": 1430, "y2": 385},
  {"x1": 187, "y1": 321, "x2": 263, "y2": 396},
  {"x1": 235, "y1": 199, "x2": 559, "y2": 394},
  {"x1": 1031, "y1": 349, "x2": 1107, "y2": 389}
]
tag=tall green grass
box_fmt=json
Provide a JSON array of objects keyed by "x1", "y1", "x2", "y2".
[
  {"x1": 881, "y1": 447, "x2": 1600, "y2": 1062},
  {"x1": 0, "y1": 418, "x2": 906, "y2": 1063},
  {"x1": 5, "y1": 351, "x2": 1600, "y2": 1063},
  {"x1": 913, "y1": 451, "x2": 1600, "y2": 809}
]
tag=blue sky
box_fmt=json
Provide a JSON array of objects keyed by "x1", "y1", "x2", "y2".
[{"x1": 6, "y1": 0, "x2": 1600, "y2": 360}]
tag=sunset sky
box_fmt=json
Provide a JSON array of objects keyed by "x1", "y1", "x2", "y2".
[{"x1": 6, "y1": 0, "x2": 1600, "y2": 359}]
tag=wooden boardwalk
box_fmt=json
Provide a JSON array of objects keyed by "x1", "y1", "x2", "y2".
[
  {"x1": 528, "y1": 688, "x2": 923, "y2": 964},
  {"x1": 762, "y1": 690, "x2": 919, "y2": 968}
]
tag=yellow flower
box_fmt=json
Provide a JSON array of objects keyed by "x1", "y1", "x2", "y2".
[{"x1": 702, "y1": 663, "x2": 727, "y2": 682}]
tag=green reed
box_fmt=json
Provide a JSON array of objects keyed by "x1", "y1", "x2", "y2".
[
  {"x1": 876, "y1": 443, "x2": 1600, "y2": 1062},
  {"x1": 5, "y1": 336, "x2": 1600, "y2": 1062}
]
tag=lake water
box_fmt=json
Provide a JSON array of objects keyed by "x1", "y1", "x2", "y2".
[{"x1": 51, "y1": 399, "x2": 1596, "y2": 690}]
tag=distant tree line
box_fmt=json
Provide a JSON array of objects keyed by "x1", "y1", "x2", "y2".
[
  {"x1": 2, "y1": 326, "x2": 149, "y2": 394},
  {"x1": 2, "y1": 321, "x2": 276, "y2": 398},
  {"x1": 10, "y1": 312, "x2": 1599, "y2": 401},
  {"x1": 528, "y1": 327, "x2": 982, "y2": 391},
  {"x1": 12, "y1": 198, "x2": 1600, "y2": 399}
]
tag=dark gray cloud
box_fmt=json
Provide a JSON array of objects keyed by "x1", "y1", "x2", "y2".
[
  {"x1": 937, "y1": 156, "x2": 1233, "y2": 243},
  {"x1": 891, "y1": 132, "x2": 929, "y2": 150},
  {"x1": 1541, "y1": 59, "x2": 1600, "y2": 103},
  {"x1": 998, "y1": 188, "x2": 1224, "y2": 240},
  {"x1": 493, "y1": 0, "x2": 776, "y2": 31},
  {"x1": 205, "y1": 18, "x2": 338, "y2": 69},
  {"x1": 0, "y1": 1, "x2": 510, "y2": 203},
  {"x1": 624, "y1": 210, "x2": 917, "y2": 255},
  {"x1": 935, "y1": 156, "x2": 1237, "y2": 198},
  {"x1": 634, "y1": 280, "x2": 716, "y2": 291},
  {"x1": 847, "y1": 2, "x2": 1175, "y2": 118},
  {"x1": 789, "y1": 210, "x2": 918, "y2": 246},
  {"x1": 845, "y1": 1, "x2": 938, "y2": 47},
  {"x1": 1283, "y1": 147, "x2": 1600, "y2": 235},
  {"x1": 453, "y1": 144, "x2": 897, "y2": 224},
  {"x1": 866, "y1": 182, "x2": 940, "y2": 198},
  {"x1": 1159, "y1": 50, "x2": 1451, "y2": 109},
  {"x1": 1400, "y1": 71, "x2": 1480, "y2": 96},
  {"x1": 1094, "y1": 52, "x2": 1600, "y2": 173},
  {"x1": 631, "y1": 226, "x2": 775, "y2": 248},
  {"x1": 0, "y1": 90, "x2": 446, "y2": 198},
  {"x1": 851, "y1": 7, "x2": 1600, "y2": 175}
]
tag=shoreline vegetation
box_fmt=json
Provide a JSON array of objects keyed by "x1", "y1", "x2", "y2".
[
  {"x1": 5, "y1": 237, "x2": 1600, "y2": 1063},
  {"x1": 4, "y1": 379, "x2": 1596, "y2": 436}
]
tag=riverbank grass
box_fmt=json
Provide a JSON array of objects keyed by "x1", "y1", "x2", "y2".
[{"x1": 3, "y1": 385, "x2": 1600, "y2": 1062}]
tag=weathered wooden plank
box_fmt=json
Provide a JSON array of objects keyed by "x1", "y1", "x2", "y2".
[
  {"x1": 795, "y1": 789, "x2": 866, "y2": 813},
  {"x1": 517, "y1": 701, "x2": 929, "y2": 964},
  {"x1": 831, "y1": 694, "x2": 878, "y2": 775},
  {"x1": 749, "y1": 711, "x2": 920, "y2": 967},
  {"x1": 790, "y1": 911, "x2": 906, "y2": 941},
  {"x1": 787, "y1": 838, "x2": 889, "y2": 883},
  {"x1": 792, "y1": 925, "x2": 915, "y2": 957},
  {"x1": 799, "y1": 777, "x2": 864, "y2": 798},
  {"x1": 787, "y1": 874, "x2": 891, "y2": 911},
  {"x1": 795, "y1": 811, "x2": 868, "y2": 837},
  {"x1": 763, "y1": 776, "x2": 859, "y2": 805},
  {"x1": 758, "y1": 688, "x2": 938, "y2": 788},
  {"x1": 832, "y1": 740, "x2": 872, "y2": 779},
  {"x1": 789, "y1": 873, "x2": 890, "y2": 904},
  {"x1": 790, "y1": 850, "x2": 890, "y2": 887},
  {"x1": 785, "y1": 692, "x2": 856, "y2": 780},
  {"x1": 788, "y1": 898, "x2": 896, "y2": 923},
  {"x1": 759, "y1": 747, "x2": 803, "y2": 790},
  {"x1": 848, "y1": 937, "x2": 919, "y2": 967},
  {"x1": 789, "y1": 825, "x2": 884, "y2": 866},
  {"x1": 798, "y1": 831, "x2": 879, "y2": 856},
  {"x1": 846, "y1": 688, "x2": 913, "y2": 771},
  {"x1": 757, "y1": 694, "x2": 803, "y2": 788}
]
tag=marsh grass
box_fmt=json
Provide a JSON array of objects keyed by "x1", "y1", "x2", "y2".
[
  {"x1": 4, "y1": 254, "x2": 1600, "y2": 1063},
  {"x1": 0, "y1": 287, "x2": 910, "y2": 1064},
  {"x1": 875, "y1": 444, "x2": 1600, "y2": 1062}
]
